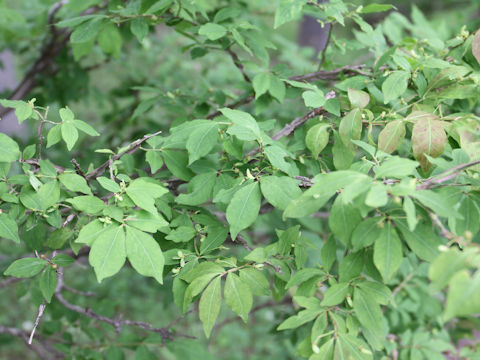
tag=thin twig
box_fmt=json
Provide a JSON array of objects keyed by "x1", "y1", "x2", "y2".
[
  {"x1": 62, "y1": 284, "x2": 96, "y2": 297},
  {"x1": 392, "y1": 273, "x2": 414, "y2": 297},
  {"x1": 227, "y1": 48, "x2": 251, "y2": 83},
  {"x1": 318, "y1": 23, "x2": 332, "y2": 70},
  {"x1": 54, "y1": 272, "x2": 194, "y2": 341},
  {"x1": 71, "y1": 158, "x2": 89, "y2": 183},
  {"x1": 28, "y1": 300, "x2": 46, "y2": 345},
  {"x1": 206, "y1": 95, "x2": 255, "y2": 119},
  {"x1": 86, "y1": 131, "x2": 162, "y2": 180},
  {"x1": 417, "y1": 159, "x2": 480, "y2": 190}
]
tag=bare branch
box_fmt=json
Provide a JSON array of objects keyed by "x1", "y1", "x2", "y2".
[
  {"x1": 54, "y1": 272, "x2": 194, "y2": 341},
  {"x1": 0, "y1": 277, "x2": 24, "y2": 288},
  {"x1": 289, "y1": 64, "x2": 373, "y2": 82},
  {"x1": 417, "y1": 159, "x2": 480, "y2": 190},
  {"x1": 227, "y1": 48, "x2": 251, "y2": 83}
]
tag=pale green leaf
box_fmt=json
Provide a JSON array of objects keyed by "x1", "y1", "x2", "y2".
[{"x1": 89, "y1": 225, "x2": 126, "y2": 282}]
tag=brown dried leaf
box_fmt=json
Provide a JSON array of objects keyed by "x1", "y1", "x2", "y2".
[
  {"x1": 473, "y1": 29, "x2": 480, "y2": 64},
  {"x1": 411, "y1": 118, "x2": 447, "y2": 172}
]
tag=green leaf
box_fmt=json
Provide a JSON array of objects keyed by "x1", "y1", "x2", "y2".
[
  {"x1": 125, "y1": 226, "x2": 164, "y2": 284},
  {"x1": 351, "y1": 218, "x2": 383, "y2": 252},
  {"x1": 70, "y1": 17, "x2": 103, "y2": 43},
  {"x1": 365, "y1": 183, "x2": 388, "y2": 208},
  {"x1": 124, "y1": 210, "x2": 168, "y2": 233},
  {"x1": 222, "y1": 108, "x2": 261, "y2": 141},
  {"x1": 336, "y1": 333, "x2": 373, "y2": 360},
  {"x1": 89, "y1": 225, "x2": 126, "y2": 282},
  {"x1": 162, "y1": 150, "x2": 194, "y2": 181},
  {"x1": 321, "y1": 283, "x2": 350, "y2": 306},
  {"x1": 59, "y1": 173, "x2": 92, "y2": 195},
  {"x1": 0, "y1": 213, "x2": 20, "y2": 243},
  {"x1": 274, "y1": 0, "x2": 304, "y2": 29},
  {"x1": 186, "y1": 121, "x2": 219, "y2": 164},
  {"x1": 145, "y1": 0, "x2": 174, "y2": 14},
  {"x1": 269, "y1": 75, "x2": 286, "y2": 102},
  {"x1": 165, "y1": 226, "x2": 196, "y2": 243},
  {"x1": 339, "y1": 108, "x2": 362, "y2": 152},
  {"x1": 377, "y1": 120, "x2": 405, "y2": 154},
  {"x1": 348, "y1": 88, "x2": 370, "y2": 108},
  {"x1": 130, "y1": 18, "x2": 149, "y2": 42},
  {"x1": 200, "y1": 226, "x2": 228, "y2": 254},
  {"x1": 353, "y1": 287, "x2": 383, "y2": 338},
  {"x1": 412, "y1": 190, "x2": 457, "y2": 218},
  {"x1": 373, "y1": 222, "x2": 402, "y2": 282},
  {"x1": 19, "y1": 187, "x2": 45, "y2": 211},
  {"x1": 59, "y1": 107, "x2": 74, "y2": 122},
  {"x1": 260, "y1": 176, "x2": 302, "y2": 210},
  {"x1": 339, "y1": 251, "x2": 364, "y2": 282},
  {"x1": 0, "y1": 133, "x2": 20, "y2": 163},
  {"x1": 198, "y1": 23, "x2": 227, "y2": 40},
  {"x1": 286, "y1": 268, "x2": 324, "y2": 290},
  {"x1": 73, "y1": 120, "x2": 100, "y2": 136},
  {"x1": 61, "y1": 122, "x2": 79, "y2": 151},
  {"x1": 278, "y1": 225, "x2": 300, "y2": 255},
  {"x1": 284, "y1": 170, "x2": 366, "y2": 218},
  {"x1": 321, "y1": 236, "x2": 336, "y2": 272},
  {"x1": 264, "y1": 145, "x2": 294, "y2": 175},
  {"x1": 253, "y1": 73, "x2": 270, "y2": 99},
  {"x1": 0, "y1": 99, "x2": 32, "y2": 123},
  {"x1": 199, "y1": 276, "x2": 222, "y2": 338},
  {"x1": 40, "y1": 267, "x2": 57, "y2": 303},
  {"x1": 395, "y1": 220, "x2": 440, "y2": 262},
  {"x1": 52, "y1": 254, "x2": 75, "y2": 267},
  {"x1": 126, "y1": 179, "x2": 168, "y2": 214},
  {"x1": 329, "y1": 194, "x2": 362, "y2": 246},
  {"x1": 45, "y1": 227, "x2": 73, "y2": 249},
  {"x1": 4, "y1": 258, "x2": 46, "y2": 278},
  {"x1": 443, "y1": 270, "x2": 480, "y2": 321},
  {"x1": 382, "y1": 71, "x2": 410, "y2": 103},
  {"x1": 429, "y1": 248, "x2": 470, "y2": 291},
  {"x1": 97, "y1": 177, "x2": 121, "y2": 193},
  {"x1": 181, "y1": 262, "x2": 224, "y2": 283},
  {"x1": 454, "y1": 196, "x2": 480, "y2": 237},
  {"x1": 361, "y1": 4, "x2": 394, "y2": 13},
  {"x1": 332, "y1": 131, "x2": 354, "y2": 170},
  {"x1": 403, "y1": 196, "x2": 418, "y2": 231},
  {"x1": 176, "y1": 172, "x2": 216, "y2": 206},
  {"x1": 98, "y1": 23, "x2": 122, "y2": 57},
  {"x1": 302, "y1": 89, "x2": 325, "y2": 108},
  {"x1": 357, "y1": 281, "x2": 392, "y2": 305},
  {"x1": 47, "y1": 124, "x2": 62, "y2": 148},
  {"x1": 306, "y1": 124, "x2": 329, "y2": 159},
  {"x1": 277, "y1": 309, "x2": 319, "y2": 330},
  {"x1": 239, "y1": 268, "x2": 270, "y2": 296},
  {"x1": 76, "y1": 220, "x2": 112, "y2": 245},
  {"x1": 226, "y1": 182, "x2": 261, "y2": 239},
  {"x1": 224, "y1": 273, "x2": 252, "y2": 323},
  {"x1": 374, "y1": 157, "x2": 419, "y2": 178},
  {"x1": 145, "y1": 150, "x2": 163, "y2": 173},
  {"x1": 67, "y1": 195, "x2": 106, "y2": 214},
  {"x1": 411, "y1": 117, "x2": 447, "y2": 171}
]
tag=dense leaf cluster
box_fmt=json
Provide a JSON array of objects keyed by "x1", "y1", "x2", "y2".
[{"x1": 1, "y1": 0, "x2": 480, "y2": 359}]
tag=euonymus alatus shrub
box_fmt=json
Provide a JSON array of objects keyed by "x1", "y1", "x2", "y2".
[{"x1": 0, "y1": 0, "x2": 480, "y2": 358}]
